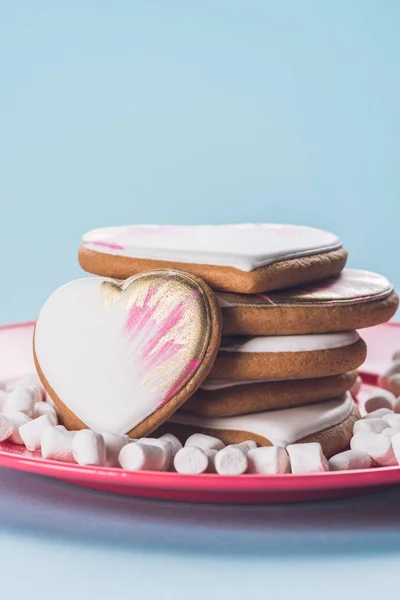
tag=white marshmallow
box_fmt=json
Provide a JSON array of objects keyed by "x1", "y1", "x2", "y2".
[
  {"x1": 233, "y1": 440, "x2": 257, "y2": 454},
  {"x1": 364, "y1": 389, "x2": 397, "y2": 414},
  {"x1": 41, "y1": 426, "x2": 76, "y2": 462},
  {"x1": 101, "y1": 432, "x2": 131, "y2": 467},
  {"x1": 353, "y1": 418, "x2": 389, "y2": 435},
  {"x1": 382, "y1": 427, "x2": 400, "y2": 438},
  {"x1": 19, "y1": 415, "x2": 53, "y2": 451},
  {"x1": 138, "y1": 437, "x2": 173, "y2": 470},
  {"x1": 185, "y1": 433, "x2": 225, "y2": 452},
  {"x1": 118, "y1": 441, "x2": 166, "y2": 471},
  {"x1": 215, "y1": 445, "x2": 248, "y2": 475},
  {"x1": 0, "y1": 414, "x2": 14, "y2": 442},
  {"x1": 329, "y1": 449, "x2": 372, "y2": 471},
  {"x1": 286, "y1": 443, "x2": 329, "y2": 474},
  {"x1": 390, "y1": 432, "x2": 400, "y2": 465},
  {"x1": 378, "y1": 362, "x2": 400, "y2": 390},
  {"x1": 364, "y1": 408, "x2": 393, "y2": 419},
  {"x1": 383, "y1": 413, "x2": 400, "y2": 428},
  {"x1": 72, "y1": 430, "x2": 106, "y2": 466},
  {"x1": 350, "y1": 431, "x2": 397, "y2": 466},
  {"x1": 33, "y1": 402, "x2": 58, "y2": 425},
  {"x1": 158, "y1": 433, "x2": 182, "y2": 457},
  {"x1": 7, "y1": 412, "x2": 32, "y2": 444},
  {"x1": 4, "y1": 387, "x2": 35, "y2": 417},
  {"x1": 350, "y1": 375, "x2": 362, "y2": 398},
  {"x1": 247, "y1": 446, "x2": 289, "y2": 474},
  {"x1": 0, "y1": 390, "x2": 9, "y2": 412},
  {"x1": 387, "y1": 375, "x2": 400, "y2": 397},
  {"x1": 174, "y1": 446, "x2": 216, "y2": 474}
]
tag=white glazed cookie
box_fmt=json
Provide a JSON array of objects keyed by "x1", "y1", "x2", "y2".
[
  {"x1": 34, "y1": 270, "x2": 222, "y2": 438},
  {"x1": 217, "y1": 268, "x2": 398, "y2": 335},
  {"x1": 209, "y1": 332, "x2": 367, "y2": 380},
  {"x1": 78, "y1": 223, "x2": 347, "y2": 293},
  {"x1": 156, "y1": 393, "x2": 360, "y2": 458}
]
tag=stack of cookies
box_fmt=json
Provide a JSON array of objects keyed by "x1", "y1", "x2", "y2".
[{"x1": 72, "y1": 223, "x2": 398, "y2": 458}]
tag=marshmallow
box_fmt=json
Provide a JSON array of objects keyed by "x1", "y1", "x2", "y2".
[
  {"x1": 364, "y1": 389, "x2": 397, "y2": 414},
  {"x1": 350, "y1": 375, "x2": 362, "y2": 398},
  {"x1": 118, "y1": 441, "x2": 166, "y2": 471},
  {"x1": 383, "y1": 413, "x2": 400, "y2": 428},
  {"x1": 0, "y1": 414, "x2": 14, "y2": 442},
  {"x1": 0, "y1": 380, "x2": 7, "y2": 392},
  {"x1": 41, "y1": 426, "x2": 76, "y2": 462},
  {"x1": 101, "y1": 432, "x2": 131, "y2": 467},
  {"x1": 33, "y1": 402, "x2": 58, "y2": 425},
  {"x1": 0, "y1": 390, "x2": 9, "y2": 412},
  {"x1": 247, "y1": 446, "x2": 289, "y2": 474},
  {"x1": 353, "y1": 418, "x2": 389, "y2": 435},
  {"x1": 392, "y1": 351, "x2": 400, "y2": 362},
  {"x1": 7, "y1": 412, "x2": 32, "y2": 444},
  {"x1": 350, "y1": 431, "x2": 397, "y2": 466},
  {"x1": 364, "y1": 408, "x2": 393, "y2": 419},
  {"x1": 329, "y1": 449, "x2": 372, "y2": 471},
  {"x1": 158, "y1": 433, "x2": 182, "y2": 457},
  {"x1": 72, "y1": 430, "x2": 106, "y2": 466},
  {"x1": 185, "y1": 433, "x2": 225, "y2": 452},
  {"x1": 390, "y1": 432, "x2": 400, "y2": 465},
  {"x1": 215, "y1": 445, "x2": 248, "y2": 475},
  {"x1": 4, "y1": 387, "x2": 35, "y2": 417},
  {"x1": 378, "y1": 362, "x2": 400, "y2": 390},
  {"x1": 382, "y1": 427, "x2": 400, "y2": 438},
  {"x1": 174, "y1": 446, "x2": 216, "y2": 474},
  {"x1": 286, "y1": 443, "x2": 329, "y2": 474},
  {"x1": 138, "y1": 437, "x2": 174, "y2": 470},
  {"x1": 387, "y1": 375, "x2": 400, "y2": 397},
  {"x1": 19, "y1": 415, "x2": 53, "y2": 451}
]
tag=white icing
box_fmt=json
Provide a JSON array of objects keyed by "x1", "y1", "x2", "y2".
[
  {"x1": 34, "y1": 274, "x2": 210, "y2": 435},
  {"x1": 217, "y1": 268, "x2": 393, "y2": 307},
  {"x1": 219, "y1": 331, "x2": 359, "y2": 353},
  {"x1": 172, "y1": 393, "x2": 354, "y2": 447},
  {"x1": 82, "y1": 223, "x2": 342, "y2": 272},
  {"x1": 201, "y1": 378, "x2": 275, "y2": 390}
]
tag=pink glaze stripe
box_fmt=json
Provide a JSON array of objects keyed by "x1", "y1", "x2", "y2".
[{"x1": 91, "y1": 241, "x2": 124, "y2": 251}]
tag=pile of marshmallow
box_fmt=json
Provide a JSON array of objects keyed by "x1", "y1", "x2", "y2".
[{"x1": 2, "y1": 357, "x2": 400, "y2": 476}]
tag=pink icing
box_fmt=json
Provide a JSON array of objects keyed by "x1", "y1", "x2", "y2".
[
  {"x1": 91, "y1": 241, "x2": 124, "y2": 251},
  {"x1": 123, "y1": 283, "x2": 201, "y2": 406}
]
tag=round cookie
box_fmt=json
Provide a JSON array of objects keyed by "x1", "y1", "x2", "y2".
[
  {"x1": 78, "y1": 223, "x2": 347, "y2": 293},
  {"x1": 156, "y1": 393, "x2": 359, "y2": 458},
  {"x1": 210, "y1": 332, "x2": 366, "y2": 380},
  {"x1": 33, "y1": 270, "x2": 222, "y2": 438},
  {"x1": 184, "y1": 371, "x2": 358, "y2": 417},
  {"x1": 218, "y1": 268, "x2": 398, "y2": 335}
]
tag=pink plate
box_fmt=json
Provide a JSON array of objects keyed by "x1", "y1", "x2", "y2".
[{"x1": 0, "y1": 321, "x2": 399, "y2": 504}]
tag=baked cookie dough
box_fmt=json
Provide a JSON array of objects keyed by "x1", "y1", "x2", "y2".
[
  {"x1": 78, "y1": 223, "x2": 347, "y2": 293},
  {"x1": 156, "y1": 393, "x2": 359, "y2": 458},
  {"x1": 34, "y1": 270, "x2": 222, "y2": 438},
  {"x1": 184, "y1": 371, "x2": 358, "y2": 417},
  {"x1": 218, "y1": 268, "x2": 398, "y2": 335},
  {"x1": 210, "y1": 331, "x2": 366, "y2": 380}
]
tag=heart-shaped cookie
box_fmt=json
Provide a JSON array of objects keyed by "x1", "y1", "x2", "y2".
[{"x1": 34, "y1": 270, "x2": 222, "y2": 437}]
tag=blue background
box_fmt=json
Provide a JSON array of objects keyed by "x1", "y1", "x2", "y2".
[
  {"x1": 0, "y1": 2, "x2": 400, "y2": 598},
  {"x1": 0, "y1": 0, "x2": 399, "y2": 323}
]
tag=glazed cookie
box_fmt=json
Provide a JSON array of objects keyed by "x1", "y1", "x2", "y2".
[
  {"x1": 184, "y1": 371, "x2": 358, "y2": 417},
  {"x1": 156, "y1": 393, "x2": 359, "y2": 458},
  {"x1": 78, "y1": 223, "x2": 347, "y2": 293},
  {"x1": 210, "y1": 332, "x2": 366, "y2": 380},
  {"x1": 33, "y1": 270, "x2": 222, "y2": 438},
  {"x1": 218, "y1": 268, "x2": 398, "y2": 335}
]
